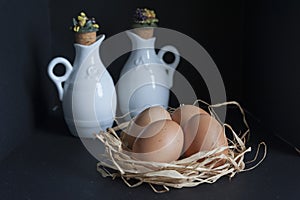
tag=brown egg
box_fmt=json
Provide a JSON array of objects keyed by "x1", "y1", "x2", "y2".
[
  {"x1": 182, "y1": 114, "x2": 228, "y2": 166},
  {"x1": 121, "y1": 106, "x2": 171, "y2": 150},
  {"x1": 171, "y1": 105, "x2": 208, "y2": 127},
  {"x1": 131, "y1": 119, "x2": 184, "y2": 163}
]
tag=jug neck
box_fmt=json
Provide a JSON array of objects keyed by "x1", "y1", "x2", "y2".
[
  {"x1": 126, "y1": 31, "x2": 156, "y2": 50},
  {"x1": 73, "y1": 34, "x2": 105, "y2": 67}
]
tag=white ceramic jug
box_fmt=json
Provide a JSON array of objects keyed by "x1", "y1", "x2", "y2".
[
  {"x1": 48, "y1": 35, "x2": 116, "y2": 138},
  {"x1": 117, "y1": 31, "x2": 180, "y2": 118}
]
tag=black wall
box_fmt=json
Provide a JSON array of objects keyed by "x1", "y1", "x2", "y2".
[
  {"x1": 0, "y1": 0, "x2": 51, "y2": 160},
  {"x1": 244, "y1": 0, "x2": 300, "y2": 149}
]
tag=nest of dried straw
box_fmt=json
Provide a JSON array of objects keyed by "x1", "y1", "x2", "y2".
[{"x1": 96, "y1": 100, "x2": 266, "y2": 193}]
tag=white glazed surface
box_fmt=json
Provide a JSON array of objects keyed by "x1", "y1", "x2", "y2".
[
  {"x1": 117, "y1": 31, "x2": 180, "y2": 119},
  {"x1": 48, "y1": 35, "x2": 117, "y2": 138}
]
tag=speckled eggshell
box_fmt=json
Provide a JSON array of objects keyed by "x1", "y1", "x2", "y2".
[
  {"x1": 121, "y1": 106, "x2": 171, "y2": 150},
  {"x1": 171, "y1": 105, "x2": 208, "y2": 127},
  {"x1": 131, "y1": 119, "x2": 184, "y2": 163},
  {"x1": 182, "y1": 114, "x2": 228, "y2": 165}
]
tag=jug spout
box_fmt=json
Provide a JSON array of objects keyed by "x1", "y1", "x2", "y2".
[
  {"x1": 73, "y1": 34, "x2": 105, "y2": 65},
  {"x1": 126, "y1": 30, "x2": 156, "y2": 50}
]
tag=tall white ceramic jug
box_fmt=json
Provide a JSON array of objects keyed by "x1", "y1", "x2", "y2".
[
  {"x1": 117, "y1": 31, "x2": 180, "y2": 118},
  {"x1": 48, "y1": 35, "x2": 116, "y2": 138}
]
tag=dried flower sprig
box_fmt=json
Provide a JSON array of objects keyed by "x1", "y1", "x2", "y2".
[
  {"x1": 71, "y1": 12, "x2": 99, "y2": 33},
  {"x1": 133, "y1": 8, "x2": 159, "y2": 28}
]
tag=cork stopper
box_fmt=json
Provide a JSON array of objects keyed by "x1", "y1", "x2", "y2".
[
  {"x1": 75, "y1": 32, "x2": 97, "y2": 45},
  {"x1": 133, "y1": 27, "x2": 154, "y2": 39}
]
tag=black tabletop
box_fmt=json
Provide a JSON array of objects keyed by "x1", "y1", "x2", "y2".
[{"x1": 0, "y1": 116, "x2": 299, "y2": 200}]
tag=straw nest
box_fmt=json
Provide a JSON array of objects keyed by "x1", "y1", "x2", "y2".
[{"x1": 96, "y1": 100, "x2": 266, "y2": 193}]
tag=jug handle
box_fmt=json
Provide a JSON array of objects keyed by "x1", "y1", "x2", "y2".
[
  {"x1": 48, "y1": 57, "x2": 73, "y2": 101},
  {"x1": 158, "y1": 45, "x2": 180, "y2": 87}
]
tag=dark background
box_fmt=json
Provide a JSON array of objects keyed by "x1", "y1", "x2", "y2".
[
  {"x1": 244, "y1": 0, "x2": 300, "y2": 149},
  {"x1": 0, "y1": 0, "x2": 299, "y2": 179}
]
